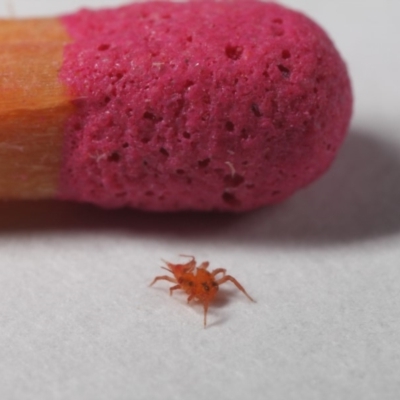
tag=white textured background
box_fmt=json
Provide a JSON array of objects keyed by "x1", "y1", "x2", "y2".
[{"x1": 1, "y1": 1, "x2": 400, "y2": 399}]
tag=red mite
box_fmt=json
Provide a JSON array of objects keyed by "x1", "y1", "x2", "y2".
[{"x1": 149, "y1": 256, "x2": 255, "y2": 326}]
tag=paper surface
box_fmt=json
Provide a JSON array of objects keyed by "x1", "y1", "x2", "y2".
[{"x1": 1, "y1": 1, "x2": 400, "y2": 399}]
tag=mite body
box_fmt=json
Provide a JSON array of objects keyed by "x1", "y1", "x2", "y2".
[{"x1": 150, "y1": 256, "x2": 255, "y2": 326}]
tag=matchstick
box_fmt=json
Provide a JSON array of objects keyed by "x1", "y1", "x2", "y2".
[{"x1": 0, "y1": 1, "x2": 352, "y2": 211}]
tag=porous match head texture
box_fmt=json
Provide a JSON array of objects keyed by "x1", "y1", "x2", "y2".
[{"x1": 59, "y1": 1, "x2": 352, "y2": 211}]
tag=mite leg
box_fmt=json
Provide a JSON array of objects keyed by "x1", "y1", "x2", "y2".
[
  {"x1": 211, "y1": 268, "x2": 226, "y2": 278},
  {"x1": 203, "y1": 302, "x2": 209, "y2": 328},
  {"x1": 169, "y1": 284, "x2": 181, "y2": 296},
  {"x1": 179, "y1": 255, "x2": 196, "y2": 270},
  {"x1": 161, "y1": 260, "x2": 174, "y2": 272},
  {"x1": 187, "y1": 293, "x2": 195, "y2": 303},
  {"x1": 198, "y1": 261, "x2": 210, "y2": 269},
  {"x1": 216, "y1": 275, "x2": 255, "y2": 302},
  {"x1": 149, "y1": 275, "x2": 177, "y2": 287}
]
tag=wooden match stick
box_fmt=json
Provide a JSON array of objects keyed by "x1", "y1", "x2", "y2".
[{"x1": 0, "y1": 18, "x2": 72, "y2": 199}]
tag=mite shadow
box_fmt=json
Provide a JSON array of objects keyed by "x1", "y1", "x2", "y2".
[{"x1": 0, "y1": 126, "x2": 399, "y2": 246}]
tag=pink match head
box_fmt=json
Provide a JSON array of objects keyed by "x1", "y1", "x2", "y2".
[{"x1": 58, "y1": 1, "x2": 352, "y2": 211}]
